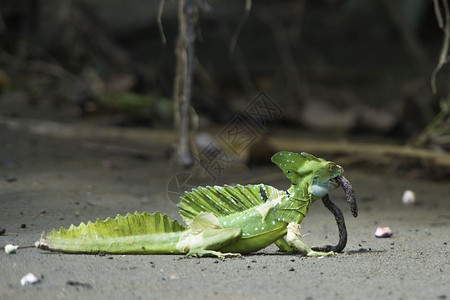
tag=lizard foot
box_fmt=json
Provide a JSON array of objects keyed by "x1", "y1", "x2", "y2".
[
  {"x1": 306, "y1": 250, "x2": 334, "y2": 257},
  {"x1": 187, "y1": 249, "x2": 241, "y2": 259},
  {"x1": 219, "y1": 252, "x2": 242, "y2": 259}
]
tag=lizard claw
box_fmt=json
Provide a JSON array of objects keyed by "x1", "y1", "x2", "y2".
[{"x1": 186, "y1": 252, "x2": 199, "y2": 258}]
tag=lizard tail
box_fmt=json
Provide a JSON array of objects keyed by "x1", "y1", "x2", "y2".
[{"x1": 36, "y1": 212, "x2": 187, "y2": 254}]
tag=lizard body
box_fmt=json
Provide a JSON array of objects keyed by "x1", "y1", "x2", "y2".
[{"x1": 36, "y1": 151, "x2": 357, "y2": 258}]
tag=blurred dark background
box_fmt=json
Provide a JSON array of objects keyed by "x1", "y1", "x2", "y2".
[{"x1": 0, "y1": 0, "x2": 449, "y2": 161}]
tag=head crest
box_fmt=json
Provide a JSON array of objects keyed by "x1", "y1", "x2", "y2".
[{"x1": 271, "y1": 152, "x2": 320, "y2": 183}]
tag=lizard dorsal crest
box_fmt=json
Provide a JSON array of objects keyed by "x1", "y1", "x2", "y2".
[{"x1": 178, "y1": 184, "x2": 276, "y2": 222}]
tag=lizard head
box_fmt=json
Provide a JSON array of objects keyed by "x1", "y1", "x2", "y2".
[{"x1": 271, "y1": 151, "x2": 343, "y2": 198}]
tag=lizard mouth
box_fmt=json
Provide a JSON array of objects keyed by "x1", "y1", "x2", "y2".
[
  {"x1": 333, "y1": 176, "x2": 358, "y2": 217},
  {"x1": 327, "y1": 176, "x2": 340, "y2": 189}
]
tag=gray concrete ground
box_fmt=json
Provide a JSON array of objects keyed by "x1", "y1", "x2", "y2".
[{"x1": 0, "y1": 126, "x2": 449, "y2": 300}]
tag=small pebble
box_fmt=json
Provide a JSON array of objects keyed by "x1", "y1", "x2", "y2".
[
  {"x1": 102, "y1": 160, "x2": 116, "y2": 170},
  {"x1": 66, "y1": 281, "x2": 93, "y2": 289},
  {"x1": 20, "y1": 273, "x2": 40, "y2": 286},
  {"x1": 168, "y1": 274, "x2": 178, "y2": 280},
  {"x1": 6, "y1": 176, "x2": 17, "y2": 182},
  {"x1": 375, "y1": 226, "x2": 393, "y2": 238},
  {"x1": 5, "y1": 159, "x2": 17, "y2": 168},
  {"x1": 5, "y1": 244, "x2": 18, "y2": 254},
  {"x1": 402, "y1": 190, "x2": 416, "y2": 205}
]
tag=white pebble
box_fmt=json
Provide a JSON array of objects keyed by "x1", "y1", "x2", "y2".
[
  {"x1": 20, "y1": 273, "x2": 40, "y2": 286},
  {"x1": 375, "y1": 226, "x2": 393, "y2": 238},
  {"x1": 4, "y1": 244, "x2": 18, "y2": 254},
  {"x1": 402, "y1": 190, "x2": 416, "y2": 205}
]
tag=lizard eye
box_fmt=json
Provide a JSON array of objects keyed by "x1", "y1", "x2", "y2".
[{"x1": 328, "y1": 165, "x2": 335, "y2": 172}]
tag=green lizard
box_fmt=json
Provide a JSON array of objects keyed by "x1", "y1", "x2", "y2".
[{"x1": 36, "y1": 151, "x2": 357, "y2": 258}]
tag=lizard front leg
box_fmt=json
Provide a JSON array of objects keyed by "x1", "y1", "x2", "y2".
[
  {"x1": 285, "y1": 222, "x2": 334, "y2": 257},
  {"x1": 275, "y1": 237, "x2": 295, "y2": 253}
]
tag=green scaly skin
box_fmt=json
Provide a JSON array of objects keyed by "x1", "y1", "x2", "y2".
[{"x1": 36, "y1": 152, "x2": 349, "y2": 258}]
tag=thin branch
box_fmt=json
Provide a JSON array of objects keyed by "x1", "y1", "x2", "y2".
[
  {"x1": 434, "y1": 0, "x2": 444, "y2": 29},
  {"x1": 382, "y1": 0, "x2": 429, "y2": 71},
  {"x1": 229, "y1": 0, "x2": 252, "y2": 57},
  {"x1": 0, "y1": 8, "x2": 6, "y2": 33},
  {"x1": 431, "y1": 0, "x2": 450, "y2": 94},
  {"x1": 173, "y1": 0, "x2": 186, "y2": 129},
  {"x1": 157, "y1": 0, "x2": 166, "y2": 45},
  {"x1": 258, "y1": 9, "x2": 309, "y2": 102},
  {"x1": 173, "y1": 0, "x2": 196, "y2": 167},
  {"x1": 218, "y1": 23, "x2": 255, "y2": 97}
]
